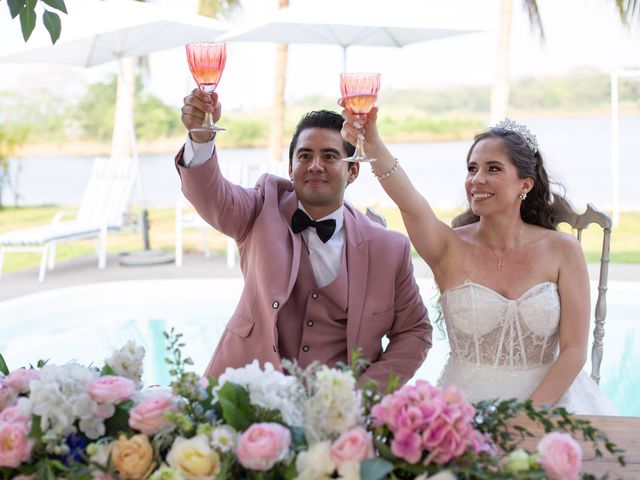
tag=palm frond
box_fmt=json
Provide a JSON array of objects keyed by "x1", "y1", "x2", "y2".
[
  {"x1": 198, "y1": 0, "x2": 242, "y2": 19},
  {"x1": 521, "y1": 0, "x2": 545, "y2": 40},
  {"x1": 615, "y1": 0, "x2": 640, "y2": 25}
]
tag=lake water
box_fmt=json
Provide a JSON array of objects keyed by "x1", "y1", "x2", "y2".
[{"x1": 3, "y1": 115, "x2": 639, "y2": 210}]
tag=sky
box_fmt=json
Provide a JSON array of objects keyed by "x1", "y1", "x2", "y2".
[{"x1": 0, "y1": 0, "x2": 638, "y2": 110}]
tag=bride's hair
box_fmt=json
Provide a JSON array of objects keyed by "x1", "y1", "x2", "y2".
[{"x1": 453, "y1": 128, "x2": 564, "y2": 230}]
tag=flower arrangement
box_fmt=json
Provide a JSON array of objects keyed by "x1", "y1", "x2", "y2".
[{"x1": 0, "y1": 330, "x2": 625, "y2": 480}]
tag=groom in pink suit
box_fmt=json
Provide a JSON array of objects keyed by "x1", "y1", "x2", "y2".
[{"x1": 176, "y1": 90, "x2": 431, "y2": 388}]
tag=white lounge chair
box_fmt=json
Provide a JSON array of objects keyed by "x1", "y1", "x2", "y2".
[
  {"x1": 0, "y1": 157, "x2": 137, "y2": 282},
  {"x1": 175, "y1": 160, "x2": 267, "y2": 269}
]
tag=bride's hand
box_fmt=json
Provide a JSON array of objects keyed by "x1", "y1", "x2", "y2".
[{"x1": 339, "y1": 101, "x2": 381, "y2": 148}]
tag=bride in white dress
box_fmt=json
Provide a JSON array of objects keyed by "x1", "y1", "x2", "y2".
[{"x1": 341, "y1": 109, "x2": 616, "y2": 415}]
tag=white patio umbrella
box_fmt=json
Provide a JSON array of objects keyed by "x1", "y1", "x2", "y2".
[
  {"x1": 218, "y1": 0, "x2": 481, "y2": 71},
  {"x1": 217, "y1": 0, "x2": 482, "y2": 162},
  {"x1": 0, "y1": 0, "x2": 228, "y2": 261},
  {"x1": 0, "y1": 0, "x2": 228, "y2": 66}
]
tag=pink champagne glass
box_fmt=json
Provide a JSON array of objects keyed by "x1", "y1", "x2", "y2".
[
  {"x1": 339, "y1": 73, "x2": 381, "y2": 162},
  {"x1": 186, "y1": 42, "x2": 227, "y2": 133}
]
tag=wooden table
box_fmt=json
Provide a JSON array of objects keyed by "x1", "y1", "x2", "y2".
[{"x1": 515, "y1": 415, "x2": 640, "y2": 479}]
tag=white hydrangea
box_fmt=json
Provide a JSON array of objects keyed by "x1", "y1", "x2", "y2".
[
  {"x1": 215, "y1": 361, "x2": 304, "y2": 427},
  {"x1": 303, "y1": 367, "x2": 363, "y2": 443},
  {"x1": 210, "y1": 424, "x2": 237, "y2": 453},
  {"x1": 105, "y1": 340, "x2": 145, "y2": 386},
  {"x1": 26, "y1": 363, "x2": 103, "y2": 446},
  {"x1": 295, "y1": 441, "x2": 336, "y2": 480}
]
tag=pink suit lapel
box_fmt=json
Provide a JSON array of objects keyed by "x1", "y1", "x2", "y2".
[
  {"x1": 343, "y1": 204, "x2": 369, "y2": 358},
  {"x1": 280, "y1": 191, "x2": 303, "y2": 298}
]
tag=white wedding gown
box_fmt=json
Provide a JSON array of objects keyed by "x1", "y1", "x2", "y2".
[{"x1": 436, "y1": 280, "x2": 617, "y2": 414}]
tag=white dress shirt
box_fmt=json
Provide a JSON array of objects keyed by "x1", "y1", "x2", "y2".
[
  {"x1": 182, "y1": 134, "x2": 345, "y2": 287},
  {"x1": 183, "y1": 134, "x2": 215, "y2": 167},
  {"x1": 296, "y1": 203, "x2": 345, "y2": 288}
]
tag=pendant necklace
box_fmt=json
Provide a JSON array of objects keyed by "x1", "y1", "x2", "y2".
[{"x1": 478, "y1": 223, "x2": 525, "y2": 272}]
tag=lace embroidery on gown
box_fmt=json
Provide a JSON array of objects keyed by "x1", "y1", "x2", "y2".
[{"x1": 436, "y1": 280, "x2": 617, "y2": 415}]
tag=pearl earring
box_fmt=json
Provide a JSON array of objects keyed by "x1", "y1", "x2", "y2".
[{"x1": 519, "y1": 192, "x2": 527, "y2": 200}]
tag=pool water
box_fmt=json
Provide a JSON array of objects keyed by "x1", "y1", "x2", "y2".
[{"x1": 0, "y1": 278, "x2": 638, "y2": 416}]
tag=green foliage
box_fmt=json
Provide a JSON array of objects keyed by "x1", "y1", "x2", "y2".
[
  {"x1": 361, "y1": 458, "x2": 395, "y2": 480},
  {"x1": 42, "y1": 9, "x2": 62, "y2": 44},
  {"x1": 0, "y1": 122, "x2": 29, "y2": 207},
  {"x1": 71, "y1": 76, "x2": 118, "y2": 141},
  {"x1": 68, "y1": 75, "x2": 184, "y2": 142},
  {"x1": 217, "y1": 115, "x2": 269, "y2": 147},
  {"x1": 6, "y1": 0, "x2": 67, "y2": 43},
  {"x1": 197, "y1": 0, "x2": 241, "y2": 18},
  {"x1": 473, "y1": 399, "x2": 626, "y2": 466},
  {"x1": 510, "y1": 69, "x2": 640, "y2": 111},
  {"x1": 615, "y1": 0, "x2": 640, "y2": 25},
  {"x1": 104, "y1": 401, "x2": 134, "y2": 436},
  {"x1": 217, "y1": 382, "x2": 256, "y2": 431},
  {"x1": 0, "y1": 353, "x2": 8, "y2": 375},
  {"x1": 135, "y1": 93, "x2": 183, "y2": 140}
]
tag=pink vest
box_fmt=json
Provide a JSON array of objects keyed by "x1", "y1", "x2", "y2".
[{"x1": 277, "y1": 242, "x2": 348, "y2": 368}]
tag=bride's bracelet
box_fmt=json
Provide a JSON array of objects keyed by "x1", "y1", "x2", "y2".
[{"x1": 373, "y1": 157, "x2": 399, "y2": 180}]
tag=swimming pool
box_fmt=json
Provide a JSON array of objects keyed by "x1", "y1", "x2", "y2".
[{"x1": 0, "y1": 278, "x2": 637, "y2": 416}]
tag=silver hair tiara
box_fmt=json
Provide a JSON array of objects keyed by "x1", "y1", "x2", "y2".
[{"x1": 493, "y1": 118, "x2": 539, "y2": 154}]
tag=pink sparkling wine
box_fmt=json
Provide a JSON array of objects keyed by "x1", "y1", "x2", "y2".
[{"x1": 343, "y1": 94, "x2": 377, "y2": 114}]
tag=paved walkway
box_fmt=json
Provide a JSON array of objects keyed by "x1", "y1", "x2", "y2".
[{"x1": 1, "y1": 251, "x2": 639, "y2": 302}]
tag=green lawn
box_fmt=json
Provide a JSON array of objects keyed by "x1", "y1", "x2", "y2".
[{"x1": 0, "y1": 205, "x2": 638, "y2": 274}]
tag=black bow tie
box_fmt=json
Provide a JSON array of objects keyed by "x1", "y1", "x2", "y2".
[{"x1": 291, "y1": 208, "x2": 336, "y2": 243}]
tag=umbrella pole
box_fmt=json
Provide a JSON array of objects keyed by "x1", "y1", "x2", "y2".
[
  {"x1": 343, "y1": 45, "x2": 347, "y2": 72},
  {"x1": 115, "y1": 57, "x2": 173, "y2": 266}
]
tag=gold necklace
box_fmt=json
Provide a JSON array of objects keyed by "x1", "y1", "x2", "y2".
[{"x1": 478, "y1": 223, "x2": 525, "y2": 272}]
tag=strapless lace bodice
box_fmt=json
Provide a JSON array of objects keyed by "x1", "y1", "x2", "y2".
[
  {"x1": 441, "y1": 280, "x2": 560, "y2": 368},
  {"x1": 436, "y1": 280, "x2": 617, "y2": 414}
]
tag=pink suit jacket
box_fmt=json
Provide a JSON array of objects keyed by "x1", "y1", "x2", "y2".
[{"x1": 176, "y1": 149, "x2": 432, "y2": 388}]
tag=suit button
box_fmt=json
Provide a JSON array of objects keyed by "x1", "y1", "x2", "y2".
[
  {"x1": 307, "y1": 320, "x2": 314, "y2": 327},
  {"x1": 272, "y1": 301, "x2": 279, "y2": 309},
  {"x1": 311, "y1": 292, "x2": 319, "y2": 299},
  {"x1": 302, "y1": 345, "x2": 310, "y2": 352}
]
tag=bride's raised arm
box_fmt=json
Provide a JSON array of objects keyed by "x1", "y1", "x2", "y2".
[{"x1": 341, "y1": 107, "x2": 459, "y2": 271}]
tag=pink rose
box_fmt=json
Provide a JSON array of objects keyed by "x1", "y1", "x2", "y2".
[
  {"x1": 88, "y1": 376, "x2": 136, "y2": 404},
  {"x1": 0, "y1": 384, "x2": 17, "y2": 411},
  {"x1": 236, "y1": 423, "x2": 291, "y2": 471},
  {"x1": 538, "y1": 432, "x2": 582, "y2": 480},
  {"x1": 12, "y1": 475, "x2": 36, "y2": 480},
  {"x1": 0, "y1": 422, "x2": 33, "y2": 468},
  {"x1": 3, "y1": 369, "x2": 39, "y2": 394},
  {"x1": 0, "y1": 405, "x2": 29, "y2": 425},
  {"x1": 129, "y1": 395, "x2": 177, "y2": 435},
  {"x1": 330, "y1": 426, "x2": 374, "y2": 467}
]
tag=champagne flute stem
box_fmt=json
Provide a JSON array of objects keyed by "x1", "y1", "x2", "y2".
[
  {"x1": 355, "y1": 135, "x2": 366, "y2": 159},
  {"x1": 203, "y1": 112, "x2": 215, "y2": 129}
]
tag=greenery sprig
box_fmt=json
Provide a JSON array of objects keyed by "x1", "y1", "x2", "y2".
[{"x1": 474, "y1": 399, "x2": 626, "y2": 466}]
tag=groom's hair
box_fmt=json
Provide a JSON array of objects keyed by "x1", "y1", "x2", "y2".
[{"x1": 288, "y1": 110, "x2": 355, "y2": 167}]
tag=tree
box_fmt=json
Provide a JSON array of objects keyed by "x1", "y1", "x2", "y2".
[
  {"x1": 197, "y1": 0, "x2": 239, "y2": 18},
  {"x1": 269, "y1": 0, "x2": 289, "y2": 164},
  {"x1": 615, "y1": 0, "x2": 639, "y2": 24},
  {"x1": 489, "y1": 0, "x2": 543, "y2": 123},
  {"x1": 0, "y1": 124, "x2": 28, "y2": 208},
  {"x1": 490, "y1": 0, "x2": 638, "y2": 124},
  {"x1": 4, "y1": 0, "x2": 67, "y2": 44}
]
